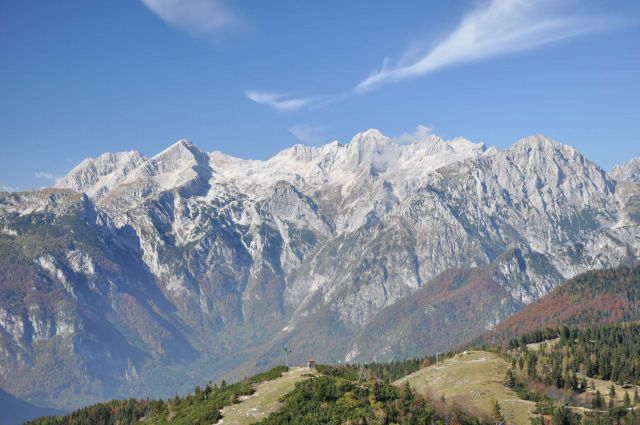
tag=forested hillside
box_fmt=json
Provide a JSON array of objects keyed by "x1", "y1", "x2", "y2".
[
  {"x1": 502, "y1": 322, "x2": 640, "y2": 425},
  {"x1": 26, "y1": 367, "x2": 289, "y2": 425},
  {"x1": 511, "y1": 322, "x2": 640, "y2": 388},
  {"x1": 484, "y1": 263, "x2": 640, "y2": 345},
  {"x1": 256, "y1": 365, "x2": 484, "y2": 425}
]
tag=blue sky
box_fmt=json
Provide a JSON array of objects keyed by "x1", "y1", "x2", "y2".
[{"x1": 1, "y1": 0, "x2": 639, "y2": 190}]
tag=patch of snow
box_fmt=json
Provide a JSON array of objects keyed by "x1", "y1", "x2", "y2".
[
  {"x1": 36, "y1": 255, "x2": 76, "y2": 299},
  {"x1": 66, "y1": 250, "x2": 95, "y2": 276}
]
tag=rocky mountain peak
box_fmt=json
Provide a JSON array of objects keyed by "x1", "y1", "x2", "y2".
[
  {"x1": 55, "y1": 150, "x2": 146, "y2": 200},
  {"x1": 3, "y1": 130, "x2": 640, "y2": 410},
  {"x1": 512, "y1": 133, "x2": 561, "y2": 149},
  {"x1": 505, "y1": 134, "x2": 599, "y2": 174},
  {"x1": 153, "y1": 139, "x2": 199, "y2": 158},
  {"x1": 610, "y1": 157, "x2": 640, "y2": 183},
  {"x1": 146, "y1": 138, "x2": 207, "y2": 174},
  {"x1": 349, "y1": 128, "x2": 387, "y2": 145}
]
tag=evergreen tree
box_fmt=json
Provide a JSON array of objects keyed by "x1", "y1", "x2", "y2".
[
  {"x1": 493, "y1": 399, "x2": 505, "y2": 424},
  {"x1": 593, "y1": 390, "x2": 604, "y2": 409},
  {"x1": 506, "y1": 369, "x2": 517, "y2": 388},
  {"x1": 553, "y1": 405, "x2": 579, "y2": 425},
  {"x1": 609, "y1": 384, "x2": 617, "y2": 403}
]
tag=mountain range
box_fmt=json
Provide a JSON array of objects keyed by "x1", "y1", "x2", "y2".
[{"x1": 1, "y1": 129, "x2": 639, "y2": 411}]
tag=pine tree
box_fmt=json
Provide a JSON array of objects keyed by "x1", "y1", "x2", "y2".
[
  {"x1": 505, "y1": 369, "x2": 516, "y2": 388},
  {"x1": 493, "y1": 400, "x2": 505, "y2": 424},
  {"x1": 609, "y1": 383, "x2": 617, "y2": 402},
  {"x1": 593, "y1": 390, "x2": 604, "y2": 409}
]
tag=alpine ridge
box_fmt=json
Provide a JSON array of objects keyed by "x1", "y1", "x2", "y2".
[{"x1": 1, "y1": 129, "x2": 639, "y2": 410}]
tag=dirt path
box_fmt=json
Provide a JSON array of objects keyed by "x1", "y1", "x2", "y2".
[{"x1": 216, "y1": 367, "x2": 314, "y2": 425}]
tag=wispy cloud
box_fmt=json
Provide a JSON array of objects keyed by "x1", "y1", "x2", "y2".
[
  {"x1": 34, "y1": 171, "x2": 55, "y2": 180},
  {"x1": 357, "y1": 0, "x2": 615, "y2": 92},
  {"x1": 245, "y1": 91, "x2": 321, "y2": 112},
  {"x1": 0, "y1": 183, "x2": 15, "y2": 192},
  {"x1": 35, "y1": 171, "x2": 62, "y2": 186},
  {"x1": 391, "y1": 125, "x2": 435, "y2": 145},
  {"x1": 140, "y1": 0, "x2": 239, "y2": 38},
  {"x1": 288, "y1": 124, "x2": 329, "y2": 145}
]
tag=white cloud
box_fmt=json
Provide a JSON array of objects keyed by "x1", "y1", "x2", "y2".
[
  {"x1": 34, "y1": 171, "x2": 55, "y2": 180},
  {"x1": 0, "y1": 184, "x2": 15, "y2": 192},
  {"x1": 35, "y1": 172, "x2": 62, "y2": 186},
  {"x1": 391, "y1": 125, "x2": 435, "y2": 145},
  {"x1": 245, "y1": 91, "x2": 320, "y2": 112},
  {"x1": 357, "y1": 0, "x2": 614, "y2": 92},
  {"x1": 140, "y1": 0, "x2": 239, "y2": 38},
  {"x1": 288, "y1": 124, "x2": 329, "y2": 145}
]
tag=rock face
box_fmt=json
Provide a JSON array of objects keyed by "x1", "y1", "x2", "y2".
[
  {"x1": 0, "y1": 130, "x2": 639, "y2": 409},
  {"x1": 610, "y1": 157, "x2": 640, "y2": 183}
]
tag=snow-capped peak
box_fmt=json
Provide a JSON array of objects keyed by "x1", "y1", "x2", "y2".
[
  {"x1": 152, "y1": 139, "x2": 198, "y2": 160},
  {"x1": 349, "y1": 128, "x2": 388, "y2": 145},
  {"x1": 610, "y1": 157, "x2": 640, "y2": 183},
  {"x1": 55, "y1": 150, "x2": 146, "y2": 200},
  {"x1": 512, "y1": 134, "x2": 564, "y2": 150},
  {"x1": 118, "y1": 139, "x2": 212, "y2": 195},
  {"x1": 57, "y1": 130, "x2": 607, "y2": 210},
  {"x1": 55, "y1": 129, "x2": 493, "y2": 203}
]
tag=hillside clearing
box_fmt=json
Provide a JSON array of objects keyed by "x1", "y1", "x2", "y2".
[
  {"x1": 527, "y1": 338, "x2": 636, "y2": 408},
  {"x1": 216, "y1": 367, "x2": 314, "y2": 425},
  {"x1": 526, "y1": 338, "x2": 559, "y2": 351},
  {"x1": 396, "y1": 350, "x2": 535, "y2": 425}
]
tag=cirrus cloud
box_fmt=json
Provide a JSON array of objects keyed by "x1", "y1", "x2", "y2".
[
  {"x1": 140, "y1": 0, "x2": 239, "y2": 38},
  {"x1": 357, "y1": 0, "x2": 617, "y2": 92},
  {"x1": 288, "y1": 124, "x2": 329, "y2": 145},
  {"x1": 244, "y1": 91, "x2": 321, "y2": 112}
]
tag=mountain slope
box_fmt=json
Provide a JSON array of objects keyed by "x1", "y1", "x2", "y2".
[
  {"x1": 483, "y1": 263, "x2": 640, "y2": 345},
  {"x1": 0, "y1": 389, "x2": 64, "y2": 425},
  {"x1": 610, "y1": 157, "x2": 640, "y2": 183},
  {"x1": 0, "y1": 190, "x2": 198, "y2": 409},
  {"x1": 2, "y1": 129, "x2": 640, "y2": 408}
]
